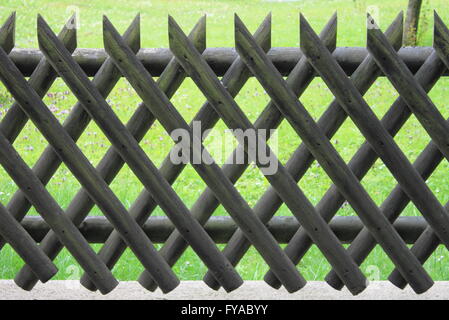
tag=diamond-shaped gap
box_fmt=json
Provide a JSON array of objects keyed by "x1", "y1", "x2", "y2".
[
  {"x1": 42, "y1": 78, "x2": 79, "y2": 125},
  {"x1": 106, "y1": 77, "x2": 144, "y2": 125},
  {"x1": 235, "y1": 245, "x2": 270, "y2": 280},
  {"x1": 172, "y1": 245, "x2": 209, "y2": 281},
  {"x1": 234, "y1": 77, "x2": 271, "y2": 124},
  {"x1": 359, "y1": 245, "x2": 395, "y2": 281},
  {"x1": 428, "y1": 76, "x2": 449, "y2": 120},
  {"x1": 168, "y1": 77, "x2": 211, "y2": 125},
  {"x1": 11, "y1": 113, "x2": 48, "y2": 170},
  {"x1": 297, "y1": 244, "x2": 332, "y2": 280},
  {"x1": 423, "y1": 159, "x2": 449, "y2": 209},
  {"x1": 364, "y1": 77, "x2": 401, "y2": 120}
]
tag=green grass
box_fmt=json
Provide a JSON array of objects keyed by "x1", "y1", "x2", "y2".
[{"x1": 0, "y1": 0, "x2": 448, "y2": 283}]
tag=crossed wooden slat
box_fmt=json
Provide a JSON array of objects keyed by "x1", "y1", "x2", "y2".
[
  {"x1": 135, "y1": 13, "x2": 338, "y2": 293},
  {"x1": 264, "y1": 29, "x2": 448, "y2": 292},
  {"x1": 93, "y1": 15, "x2": 310, "y2": 294},
  {"x1": 366, "y1": 12, "x2": 449, "y2": 289},
  {"x1": 0, "y1": 11, "x2": 447, "y2": 296},
  {"x1": 203, "y1": 13, "x2": 405, "y2": 291},
  {"x1": 283, "y1": 13, "x2": 449, "y2": 293},
  {"x1": 81, "y1": 14, "x2": 274, "y2": 292},
  {"x1": 0, "y1": 13, "x2": 61, "y2": 283},
  {"x1": 33, "y1": 15, "x2": 252, "y2": 293},
  {"x1": 2, "y1": 16, "x2": 179, "y2": 293},
  {"x1": 0, "y1": 16, "x2": 124, "y2": 295},
  {"x1": 231, "y1": 13, "x2": 445, "y2": 294},
  {"x1": 158, "y1": 14, "x2": 401, "y2": 294},
  {"x1": 14, "y1": 14, "x2": 209, "y2": 292}
]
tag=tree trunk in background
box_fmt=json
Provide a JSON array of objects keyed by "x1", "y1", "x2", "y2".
[{"x1": 403, "y1": 0, "x2": 423, "y2": 46}]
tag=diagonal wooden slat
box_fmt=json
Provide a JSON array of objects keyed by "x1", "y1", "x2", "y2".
[
  {"x1": 0, "y1": 200, "x2": 58, "y2": 283},
  {"x1": 16, "y1": 15, "x2": 206, "y2": 293},
  {"x1": 101, "y1": 15, "x2": 307, "y2": 293},
  {"x1": 238, "y1": 13, "x2": 432, "y2": 294},
  {"x1": 38, "y1": 15, "x2": 245, "y2": 293},
  {"x1": 0, "y1": 13, "x2": 59, "y2": 283},
  {"x1": 0, "y1": 10, "x2": 446, "y2": 295},
  {"x1": 139, "y1": 14, "x2": 337, "y2": 293},
  {"x1": 0, "y1": 18, "x2": 123, "y2": 295},
  {"x1": 13, "y1": 14, "x2": 149, "y2": 291},
  {"x1": 0, "y1": 21, "x2": 180, "y2": 294},
  {"x1": 297, "y1": 12, "x2": 449, "y2": 293},
  {"x1": 167, "y1": 15, "x2": 371, "y2": 295},
  {"x1": 0, "y1": 12, "x2": 15, "y2": 55},
  {"x1": 367, "y1": 15, "x2": 449, "y2": 178},
  {"x1": 0, "y1": 15, "x2": 79, "y2": 251},
  {"x1": 201, "y1": 13, "x2": 402, "y2": 291},
  {"x1": 0, "y1": 72, "x2": 119, "y2": 293},
  {"x1": 82, "y1": 15, "x2": 272, "y2": 292},
  {"x1": 324, "y1": 50, "x2": 446, "y2": 290},
  {"x1": 386, "y1": 11, "x2": 449, "y2": 289}
]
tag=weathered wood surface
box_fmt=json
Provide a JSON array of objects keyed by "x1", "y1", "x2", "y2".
[
  {"x1": 0, "y1": 12, "x2": 447, "y2": 297},
  {"x1": 17, "y1": 216, "x2": 431, "y2": 245},
  {"x1": 9, "y1": 46, "x2": 438, "y2": 77}
]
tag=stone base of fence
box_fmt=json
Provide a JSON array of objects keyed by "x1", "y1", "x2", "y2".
[{"x1": 0, "y1": 280, "x2": 447, "y2": 300}]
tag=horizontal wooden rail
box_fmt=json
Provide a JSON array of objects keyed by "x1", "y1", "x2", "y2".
[
  {"x1": 9, "y1": 46, "x2": 438, "y2": 77},
  {"x1": 18, "y1": 216, "x2": 429, "y2": 245}
]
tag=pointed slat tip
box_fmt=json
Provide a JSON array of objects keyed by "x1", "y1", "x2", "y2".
[
  {"x1": 2, "y1": 12, "x2": 16, "y2": 34},
  {"x1": 234, "y1": 13, "x2": 243, "y2": 26},
  {"x1": 36, "y1": 14, "x2": 52, "y2": 36},
  {"x1": 168, "y1": 15, "x2": 184, "y2": 35},
  {"x1": 433, "y1": 11, "x2": 448, "y2": 45},
  {"x1": 67, "y1": 13, "x2": 77, "y2": 28},
  {"x1": 434, "y1": 11, "x2": 445, "y2": 28},
  {"x1": 265, "y1": 12, "x2": 272, "y2": 22},
  {"x1": 5, "y1": 12, "x2": 16, "y2": 25},
  {"x1": 168, "y1": 15, "x2": 177, "y2": 26},
  {"x1": 234, "y1": 14, "x2": 250, "y2": 38},
  {"x1": 103, "y1": 15, "x2": 117, "y2": 35},
  {"x1": 299, "y1": 13, "x2": 316, "y2": 40},
  {"x1": 392, "y1": 11, "x2": 404, "y2": 26},
  {"x1": 103, "y1": 15, "x2": 111, "y2": 25},
  {"x1": 260, "y1": 12, "x2": 272, "y2": 28},
  {"x1": 37, "y1": 13, "x2": 46, "y2": 26},
  {"x1": 328, "y1": 11, "x2": 337, "y2": 25},
  {"x1": 366, "y1": 13, "x2": 380, "y2": 30},
  {"x1": 299, "y1": 13, "x2": 312, "y2": 30},
  {"x1": 196, "y1": 14, "x2": 206, "y2": 29},
  {"x1": 130, "y1": 13, "x2": 141, "y2": 31}
]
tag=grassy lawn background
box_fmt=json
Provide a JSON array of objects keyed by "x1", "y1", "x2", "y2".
[{"x1": 0, "y1": 0, "x2": 447, "y2": 283}]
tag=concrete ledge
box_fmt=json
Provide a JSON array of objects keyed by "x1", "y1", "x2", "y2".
[{"x1": 0, "y1": 280, "x2": 448, "y2": 300}]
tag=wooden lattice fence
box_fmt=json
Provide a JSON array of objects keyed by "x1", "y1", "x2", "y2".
[{"x1": 0, "y1": 11, "x2": 447, "y2": 296}]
